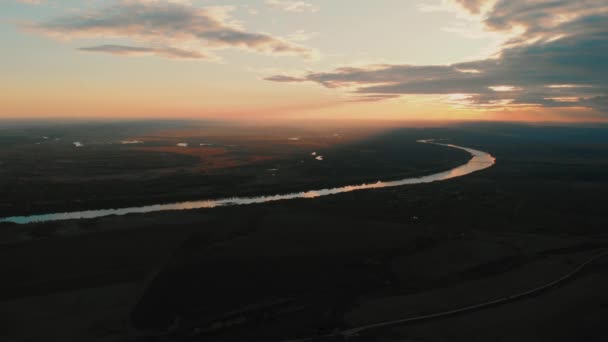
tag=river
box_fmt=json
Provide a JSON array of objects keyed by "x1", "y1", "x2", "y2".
[{"x1": 0, "y1": 140, "x2": 495, "y2": 224}]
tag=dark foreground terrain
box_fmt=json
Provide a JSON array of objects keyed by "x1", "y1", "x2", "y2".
[{"x1": 1, "y1": 121, "x2": 608, "y2": 341}]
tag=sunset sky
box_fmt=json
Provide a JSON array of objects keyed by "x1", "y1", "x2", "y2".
[{"x1": 1, "y1": 0, "x2": 606, "y2": 122}]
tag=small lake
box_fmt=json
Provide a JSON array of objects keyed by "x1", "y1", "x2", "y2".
[{"x1": 0, "y1": 140, "x2": 495, "y2": 225}]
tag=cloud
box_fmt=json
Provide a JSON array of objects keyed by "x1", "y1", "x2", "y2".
[
  {"x1": 348, "y1": 94, "x2": 403, "y2": 102},
  {"x1": 265, "y1": 0, "x2": 318, "y2": 13},
  {"x1": 23, "y1": 0, "x2": 315, "y2": 60},
  {"x1": 452, "y1": 0, "x2": 488, "y2": 14},
  {"x1": 264, "y1": 75, "x2": 308, "y2": 83},
  {"x1": 267, "y1": 0, "x2": 608, "y2": 114},
  {"x1": 467, "y1": 0, "x2": 608, "y2": 43},
  {"x1": 16, "y1": 0, "x2": 44, "y2": 4},
  {"x1": 78, "y1": 44, "x2": 210, "y2": 59}
]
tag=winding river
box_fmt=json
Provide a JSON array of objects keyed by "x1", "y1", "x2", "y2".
[{"x1": 0, "y1": 140, "x2": 495, "y2": 225}]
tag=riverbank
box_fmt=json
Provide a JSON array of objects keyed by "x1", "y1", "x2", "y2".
[{"x1": 0, "y1": 141, "x2": 494, "y2": 224}]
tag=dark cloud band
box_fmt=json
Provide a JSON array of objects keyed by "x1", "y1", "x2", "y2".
[{"x1": 267, "y1": 0, "x2": 608, "y2": 114}]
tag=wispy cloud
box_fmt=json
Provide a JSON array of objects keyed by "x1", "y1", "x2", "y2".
[
  {"x1": 267, "y1": 0, "x2": 608, "y2": 114},
  {"x1": 265, "y1": 0, "x2": 318, "y2": 13},
  {"x1": 16, "y1": 0, "x2": 44, "y2": 4},
  {"x1": 22, "y1": 0, "x2": 316, "y2": 60},
  {"x1": 453, "y1": 0, "x2": 488, "y2": 14},
  {"x1": 78, "y1": 44, "x2": 211, "y2": 60},
  {"x1": 264, "y1": 75, "x2": 309, "y2": 83}
]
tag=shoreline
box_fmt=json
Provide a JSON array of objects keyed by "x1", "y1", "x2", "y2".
[{"x1": 0, "y1": 140, "x2": 495, "y2": 225}]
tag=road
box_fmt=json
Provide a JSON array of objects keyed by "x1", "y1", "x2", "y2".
[{"x1": 284, "y1": 250, "x2": 608, "y2": 342}]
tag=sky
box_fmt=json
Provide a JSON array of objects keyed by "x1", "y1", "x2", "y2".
[{"x1": 0, "y1": 0, "x2": 607, "y2": 122}]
